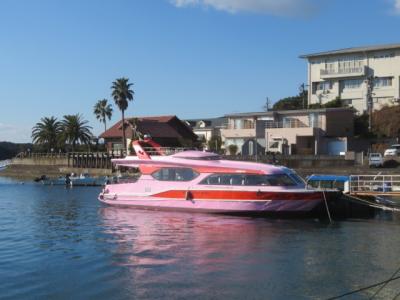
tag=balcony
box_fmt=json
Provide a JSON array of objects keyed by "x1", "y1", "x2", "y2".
[
  {"x1": 220, "y1": 127, "x2": 256, "y2": 138},
  {"x1": 320, "y1": 66, "x2": 366, "y2": 79},
  {"x1": 265, "y1": 120, "x2": 309, "y2": 129}
]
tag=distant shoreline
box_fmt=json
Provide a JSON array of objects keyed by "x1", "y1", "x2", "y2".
[{"x1": 1, "y1": 162, "x2": 399, "y2": 181}]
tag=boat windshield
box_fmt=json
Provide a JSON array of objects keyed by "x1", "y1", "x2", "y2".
[
  {"x1": 200, "y1": 173, "x2": 298, "y2": 186},
  {"x1": 180, "y1": 156, "x2": 221, "y2": 161}
]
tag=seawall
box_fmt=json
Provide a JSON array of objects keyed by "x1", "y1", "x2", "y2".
[{"x1": 0, "y1": 164, "x2": 112, "y2": 179}]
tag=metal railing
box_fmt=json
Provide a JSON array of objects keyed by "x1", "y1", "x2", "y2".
[
  {"x1": 141, "y1": 147, "x2": 194, "y2": 156},
  {"x1": 222, "y1": 123, "x2": 255, "y2": 130},
  {"x1": 349, "y1": 174, "x2": 400, "y2": 194},
  {"x1": 15, "y1": 151, "x2": 122, "y2": 159},
  {"x1": 320, "y1": 66, "x2": 365, "y2": 76},
  {"x1": 222, "y1": 120, "x2": 309, "y2": 130},
  {"x1": 15, "y1": 152, "x2": 68, "y2": 159},
  {"x1": 265, "y1": 120, "x2": 309, "y2": 129}
]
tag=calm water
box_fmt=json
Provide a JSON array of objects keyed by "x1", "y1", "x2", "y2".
[{"x1": 1, "y1": 177, "x2": 400, "y2": 299}]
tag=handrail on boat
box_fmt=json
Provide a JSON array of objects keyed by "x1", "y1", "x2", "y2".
[{"x1": 349, "y1": 174, "x2": 400, "y2": 195}]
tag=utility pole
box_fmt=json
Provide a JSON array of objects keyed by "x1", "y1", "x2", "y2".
[
  {"x1": 365, "y1": 76, "x2": 375, "y2": 132},
  {"x1": 299, "y1": 83, "x2": 307, "y2": 109},
  {"x1": 264, "y1": 97, "x2": 270, "y2": 112}
]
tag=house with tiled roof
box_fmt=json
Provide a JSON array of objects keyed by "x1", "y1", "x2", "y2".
[{"x1": 100, "y1": 115, "x2": 198, "y2": 152}]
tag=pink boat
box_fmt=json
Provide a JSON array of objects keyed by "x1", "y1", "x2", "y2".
[{"x1": 98, "y1": 139, "x2": 324, "y2": 215}]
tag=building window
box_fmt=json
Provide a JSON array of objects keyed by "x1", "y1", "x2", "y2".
[
  {"x1": 233, "y1": 119, "x2": 253, "y2": 129},
  {"x1": 152, "y1": 168, "x2": 199, "y2": 181},
  {"x1": 199, "y1": 173, "x2": 297, "y2": 186},
  {"x1": 112, "y1": 143, "x2": 124, "y2": 150},
  {"x1": 312, "y1": 81, "x2": 331, "y2": 94},
  {"x1": 342, "y1": 99, "x2": 353, "y2": 106},
  {"x1": 374, "y1": 77, "x2": 392, "y2": 88},
  {"x1": 373, "y1": 53, "x2": 395, "y2": 60},
  {"x1": 308, "y1": 113, "x2": 319, "y2": 128},
  {"x1": 248, "y1": 141, "x2": 254, "y2": 155},
  {"x1": 338, "y1": 58, "x2": 363, "y2": 71},
  {"x1": 342, "y1": 79, "x2": 363, "y2": 89}
]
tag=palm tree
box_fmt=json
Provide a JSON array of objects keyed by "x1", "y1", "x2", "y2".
[
  {"x1": 111, "y1": 77, "x2": 134, "y2": 151},
  {"x1": 31, "y1": 116, "x2": 61, "y2": 151},
  {"x1": 60, "y1": 114, "x2": 93, "y2": 152},
  {"x1": 93, "y1": 99, "x2": 113, "y2": 132}
]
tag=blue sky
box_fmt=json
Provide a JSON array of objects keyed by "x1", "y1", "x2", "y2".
[{"x1": 0, "y1": 0, "x2": 400, "y2": 142}]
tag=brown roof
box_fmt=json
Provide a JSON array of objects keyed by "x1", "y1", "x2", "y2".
[{"x1": 99, "y1": 115, "x2": 196, "y2": 140}]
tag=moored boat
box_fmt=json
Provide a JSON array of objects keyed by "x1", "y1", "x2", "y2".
[
  {"x1": 0, "y1": 160, "x2": 11, "y2": 171},
  {"x1": 98, "y1": 139, "x2": 325, "y2": 215},
  {"x1": 38, "y1": 173, "x2": 109, "y2": 186}
]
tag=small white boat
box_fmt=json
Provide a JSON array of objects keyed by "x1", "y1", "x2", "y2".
[
  {"x1": 0, "y1": 160, "x2": 11, "y2": 171},
  {"x1": 38, "y1": 173, "x2": 109, "y2": 186}
]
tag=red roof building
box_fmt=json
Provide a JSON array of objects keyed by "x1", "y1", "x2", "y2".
[{"x1": 100, "y1": 115, "x2": 198, "y2": 152}]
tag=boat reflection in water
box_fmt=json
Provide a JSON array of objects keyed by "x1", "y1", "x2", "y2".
[
  {"x1": 99, "y1": 207, "x2": 333, "y2": 299},
  {"x1": 99, "y1": 206, "x2": 400, "y2": 299},
  {"x1": 100, "y1": 207, "x2": 272, "y2": 269}
]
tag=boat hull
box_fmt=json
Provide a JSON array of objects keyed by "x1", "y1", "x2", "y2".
[{"x1": 98, "y1": 193, "x2": 322, "y2": 214}]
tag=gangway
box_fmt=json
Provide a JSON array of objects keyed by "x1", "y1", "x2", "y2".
[{"x1": 349, "y1": 174, "x2": 400, "y2": 196}]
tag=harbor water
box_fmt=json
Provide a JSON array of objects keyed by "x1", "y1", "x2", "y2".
[{"x1": 1, "y1": 177, "x2": 400, "y2": 299}]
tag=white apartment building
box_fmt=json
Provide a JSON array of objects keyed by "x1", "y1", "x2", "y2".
[{"x1": 301, "y1": 43, "x2": 400, "y2": 113}]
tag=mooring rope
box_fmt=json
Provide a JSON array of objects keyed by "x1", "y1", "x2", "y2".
[
  {"x1": 391, "y1": 289, "x2": 400, "y2": 300},
  {"x1": 369, "y1": 264, "x2": 400, "y2": 299},
  {"x1": 322, "y1": 190, "x2": 332, "y2": 223},
  {"x1": 325, "y1": 275, "x2": 400, "y2": 300}
]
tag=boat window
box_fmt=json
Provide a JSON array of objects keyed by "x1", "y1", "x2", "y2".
[
  {"x1": 288, "y1": 173, "x2": 305, "y2": 185},
  {"x1": 320, "y1": 181, "x2": 333, "y2": 189},
  {"x1": 308, "y1": 181, "x2": 320, "y2": 189},
  {"x1": 200, "y1": 173, "x2": 297, "y2": 186},
  {"x1": 152, "y1": 168, "x2": 199, "y2": 182},
  {"x1": 333, "y1": 181, "x2": 345, "y2": 191}
]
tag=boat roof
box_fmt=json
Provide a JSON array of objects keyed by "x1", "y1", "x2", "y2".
[
  {"x1": 113, "y1": 153, "x2": 289, "y2": 175},
  {"x1": 115, "y1": 139, "x2": 293, "y2": 175},
  {"x1": 307, "y1": 174, "x2": 349, "y2": 182},
  {"x1": 170, "y1": 150, "x2": 220, "y2": 159}
]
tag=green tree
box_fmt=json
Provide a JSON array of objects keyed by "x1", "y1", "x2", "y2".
[
  {"x1": 309, "y1": 96, "x2": 343, "y2": 109},
  {"x1": 60, "y1": 114, "x2": 93, "y2": 151},
  {"x1": 94, "y1": 99, "x2": 113, "y2": 132},
  {"x1": 272, "y1": 90, "x2": 308, "y2": 110},
  {"x1": 207, "y1": 136, "x2": 222, "y2": 152},
  {"x1": 354, "y1": 113, "x2": 373, "y2": 137},
  {"x1": 111, "y1": 77, "x2": 134, "y2": 151},
  {"x1": 31, "y1": 116, "x2": 61, "y2": 151},
  {"x1": 228, "y1": 144, "x2": 238, "y2": 155}
]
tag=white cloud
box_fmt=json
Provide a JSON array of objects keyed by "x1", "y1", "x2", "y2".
[
  {"x1": 170, "y1": 0, "x2": 320, "y2": 16},
  {"x1": 0, "y1": 123, "x2": 31, "y2": 143}
]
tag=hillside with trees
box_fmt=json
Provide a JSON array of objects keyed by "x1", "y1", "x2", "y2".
[{"x1": 0, "y1": 142, "x2": 32, "y2": 160}]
